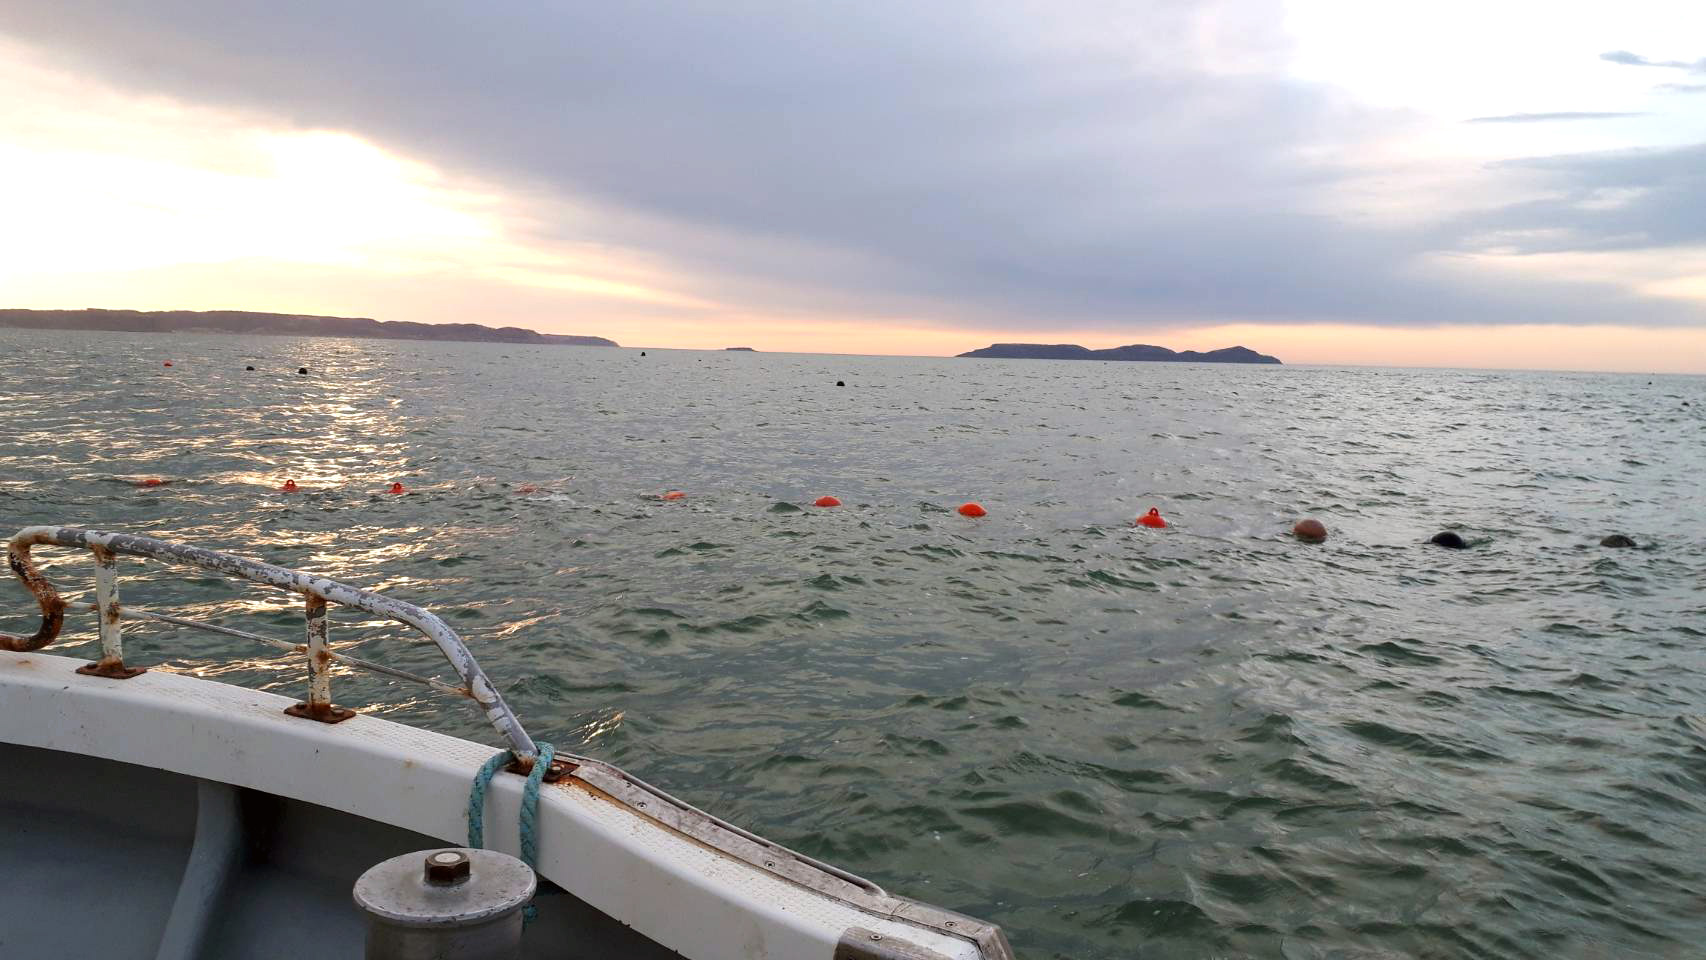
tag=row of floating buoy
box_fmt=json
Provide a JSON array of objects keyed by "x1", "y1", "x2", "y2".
[
  {"x1": 162, "y1": 361, "x2": 309, "y2": 374},
  {"x1": 655, "y1": 495, "x2": 1637, "y2": 548},
  {"x1": 130, "y1": 478, "x2": 1640, "y2": 548},
  {"x1": 279, "y1": 479, "x2": 405, "y2": 494},
  {"x1": 135, "y1": 478, "x2": 405, "y2": 494}
]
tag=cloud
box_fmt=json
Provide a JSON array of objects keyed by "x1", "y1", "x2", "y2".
[
  {"x1": 1445, "y1": 144, "x2": 1706, "y2": 256},
  {"x1": 1658, "y1": 83, "x2": 1706, "y2": 93},
  {"x1": 1599, "y1": 49, "x2": 1706, "y2": 72},
  {"x1": 1466, "y1": 112, "x2": 1646, "y2": 123},
  {"x1": 0, "y1": 2, "x2": 1702, "y2": 332}
]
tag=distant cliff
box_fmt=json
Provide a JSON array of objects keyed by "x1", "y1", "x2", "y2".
[
  {"x1": 0, "y1": 309, "x2": 618, "y2": 347},
  {"x1": 958, "y1": 343, "x2": 1280, "y2": 364}
]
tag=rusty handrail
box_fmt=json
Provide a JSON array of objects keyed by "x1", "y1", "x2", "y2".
[{"x1": 1, "y1": 525, "x2": 539, "y2": 766}]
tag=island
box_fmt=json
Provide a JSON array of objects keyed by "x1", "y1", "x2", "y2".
[
  {"x1": 724, "y1": 347, "x2": 757, "y2": 351},
  {"x1": 957, "y1": 343, "x2": 1280, "y2": 364},
  {"x1": 0, "y1": 309, "x2": 618, "y2": 347}
]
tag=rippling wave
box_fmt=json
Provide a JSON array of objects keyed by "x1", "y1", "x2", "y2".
[{"x1": 2, "y1": 329, "x2": 1703, "y2": 958}]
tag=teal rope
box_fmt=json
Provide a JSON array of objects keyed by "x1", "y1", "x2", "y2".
[
  {"x1": 466, "y1": 751, "x2": 507, "y2": 850},
  {"x1": 517, "y1": 741, "x2": 554, "y2": 868},
  {"x1": 467, "y1": 741, "x2": 555, "y2": 925}
]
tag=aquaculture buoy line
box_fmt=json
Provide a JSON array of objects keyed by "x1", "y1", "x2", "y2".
[
  {"x1": 272, "y1": 478, "x2": 410, "y2": 494},
  {"x1": 131, "y1": 468, "x2": 1643, "y2": 550}
]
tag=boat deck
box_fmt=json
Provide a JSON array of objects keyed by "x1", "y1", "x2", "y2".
[{"x1": 2, "y1": 740, "x2": 675, "y2": 959}]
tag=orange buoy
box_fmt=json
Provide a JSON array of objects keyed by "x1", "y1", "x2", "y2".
[
  {"x1": 661, "y1": 491, "x2": 686, "y2": 500},
  {"x1": 387, "y1": 482, "x2": 406, "y2": 494},
  {"x1": 1137, "y1": 507, "x2": 1167, "y2": 528},
  {"x1": 136, "y1": 478, "x2": 164, "y2": 487},
  {"x1": 515, "y1": 483, "x2": 540, "y2": 494},
  {"x1": 280, "y1": 479, "x2": 298, "y2": 492},
  {"x1": 813, "y1": 496, "x2": 841, "y2": 508},
  {"x1": 958, "y1": 502, "x2": 987, "y2": 517}
]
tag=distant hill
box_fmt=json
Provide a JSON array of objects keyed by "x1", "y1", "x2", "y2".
[
  {"x1": 0, "y1": 309, "x2": 618, "y2": 347},
  {"x1": 724, "y1": 346, "x2": 757, "y2": 351},
  {"x1": 958, "y1": 342, "x2": 1280, "y2": 364}
]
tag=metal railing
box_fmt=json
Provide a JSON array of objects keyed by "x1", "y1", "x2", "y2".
[{"x1": 1, "y1": 525, "x2": 539, "y2": 767}]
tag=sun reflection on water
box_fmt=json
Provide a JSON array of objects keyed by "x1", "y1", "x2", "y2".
[{"x1": 576, "y1": 710, "x2": 625, "y2": 745}]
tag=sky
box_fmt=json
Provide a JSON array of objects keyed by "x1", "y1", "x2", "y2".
[{"x1": 1, "y1": 1, "x2": 1703, "y2": 371}]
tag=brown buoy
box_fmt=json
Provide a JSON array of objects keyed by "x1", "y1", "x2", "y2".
[
  {"x1": 1599, "y1": 534, "x2": 1636, "y2": 548},
  {"x1": 1430, "y1": 531, "x2": 1467, "y2": 549},
  {"x1": 1293, "y1": 518, "x2": 1327, "y2": 543}
]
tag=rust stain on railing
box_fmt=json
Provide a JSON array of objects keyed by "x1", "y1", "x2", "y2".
[{"x1": 0, "y1": 536, "x2": 66, "y2": 652}]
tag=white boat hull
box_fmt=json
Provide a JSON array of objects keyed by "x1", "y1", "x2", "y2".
[{"x1": 0, "y1": 651, "x2": 1007, "y2": 959}]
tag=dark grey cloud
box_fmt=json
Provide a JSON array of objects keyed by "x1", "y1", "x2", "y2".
[
  {"x1": 1467, "y1": 112, "x2": 1646, "y2": 123},
  {"x1": 1600, "y1": 49, "x2": 1706, "y2": 72},
  {"x1": 1443, "y1": 144, "x2": 1706, "y2": 255},
  {"x1": 1, "y1": 2, "x2": 1702, "y2": 330}
]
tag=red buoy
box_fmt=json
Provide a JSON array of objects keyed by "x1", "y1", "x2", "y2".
[
  {"x1": 958, "y1": 502, "x2": 987, "y2": 517},
  {"x1": 515, "y1": 483, "x2": 540, "y2": 494},
  {"x1": 1137, "y1": 507, "x2": 1167, "y2": 528},
  {"x1": 661, "y1": 491, "x2": 686, "y2": 500},
  {"x1": 387, "y1": 482, "x2": 406, "y2": 494},
  {"x1": 136, "y1": 478, "x2": 164, "y2": 487},
  {"x1": 813, "y1": 496, "x2": 841, "y2": 508},
  {"x1": 162, "y1": 361, "x2": 173, "y2": 367},
  {"x1": 280, "y1": 479, "x2": 298, "y2": 492}
]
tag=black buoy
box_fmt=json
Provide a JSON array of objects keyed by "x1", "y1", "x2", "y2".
[
  {"x1": 1430, "y1": 531, "x2": 1467, "y2": 549},
  {"x1": 641, "y1": 351, "x2": 646, "y2": 356},
  {"x1": 1599, "y1": 534, "x2": 1637, "y2": 548},
  {"x1": 297, "y1": 367, "x2": 308, "y2": 375},
  {"x1": 836, "y1": 380, "x2": 845, "y2": 387},
  {"x1": 245, "y1": 365, "x2": 255, "y2": 371}
]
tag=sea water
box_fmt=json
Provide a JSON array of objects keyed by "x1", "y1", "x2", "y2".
[{"x1": 1, "y1": 328, "x2": 1702, "y2": 959}]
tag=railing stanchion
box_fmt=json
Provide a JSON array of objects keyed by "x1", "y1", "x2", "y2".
[
  {"x1": 284, "y1": 592, "x2": 354, "y2": 724},
  {"x1": 75, "y1": 544, "x2": 145, "y2": 679}
]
